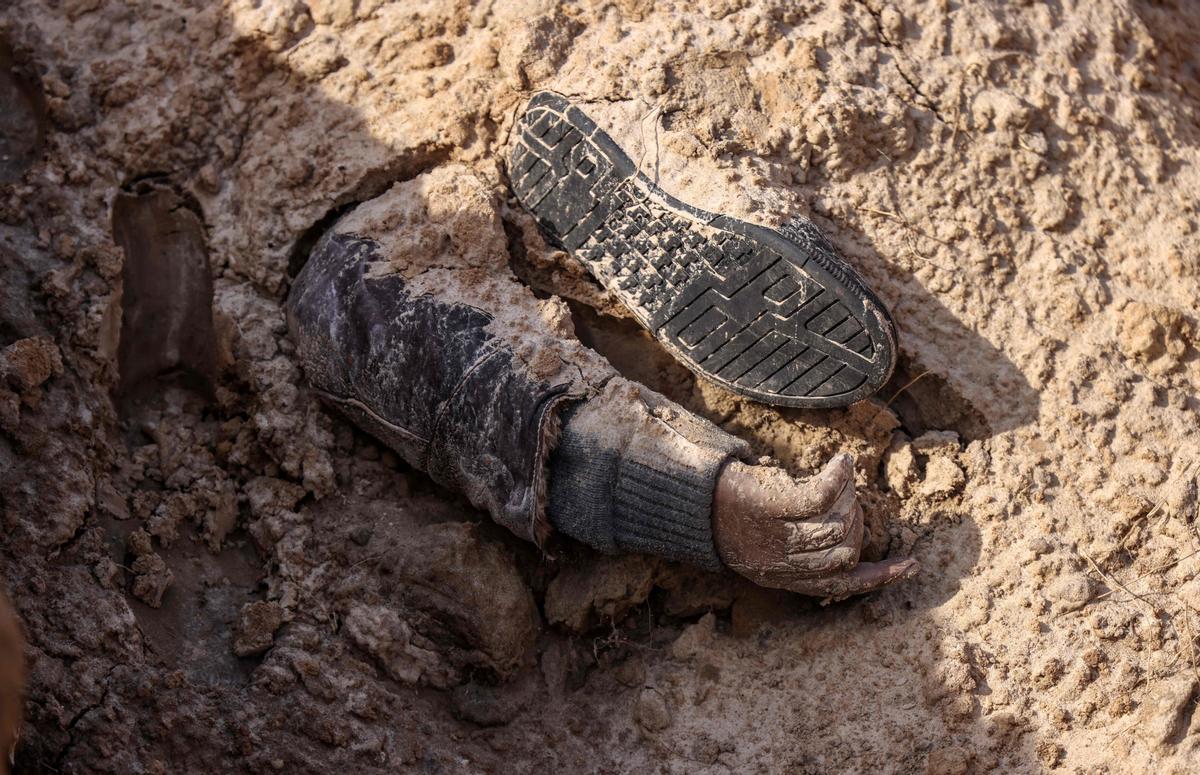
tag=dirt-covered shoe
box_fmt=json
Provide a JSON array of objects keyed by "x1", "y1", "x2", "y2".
[{"x1": 509, "y1": 91, "x2": 898, "y2": 408}]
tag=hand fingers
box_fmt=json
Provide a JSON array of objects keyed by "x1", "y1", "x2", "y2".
[
  {"x1": 786, "y1": 518, "x2": 844, "y2": 551},
  {"x1": 784, "y1": 477, "x2": 860, "y2": 554},
  {"x1": 786, "y1": 557, "x2": 919, "y2": 601},
  {"x1": 777, "y1": 453, "x2": 854, "y2": 519},
  {"x1": 785, "y1": 501, "x2": 864, "y2": 574}
]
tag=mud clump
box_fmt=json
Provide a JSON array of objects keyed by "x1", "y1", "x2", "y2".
[
  {"x1": 233, "y1": 600, "x2": 284, "y2": 657},
  {"x1": 127, "y1": 529, "x2": 173, "y2": 608},
  {"x1": 1137, "y1": 675, "x2": 1200, "y2": 754},
  {"x1": 545, "y1": 553, "x2": 658, "y2": 634},
  {"x1": 632, "y1": 687, "x2": 672, "y2": 733},
  {"x1": 0, "y1": 336, "x2": 62, "y2": 431},
  {"x1": 0, "y1": 336, "x2": 61, "y2": 393},
  {"x1": 340, "y1": 521, "x2": 540, "y2": 688}
]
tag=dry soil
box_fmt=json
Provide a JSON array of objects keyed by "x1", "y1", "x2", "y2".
[{"x1": 2, "y1": 0, "x2": 1200, "y2": 773}]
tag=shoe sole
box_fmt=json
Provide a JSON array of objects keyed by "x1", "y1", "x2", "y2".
[{"x1": 509, "y1": 91, "x2": 897, "y2": 408}]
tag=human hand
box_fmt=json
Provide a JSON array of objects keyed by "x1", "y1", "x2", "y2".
[{"x1": 712, "y1": 453, "x2": 917, "y2": 601}]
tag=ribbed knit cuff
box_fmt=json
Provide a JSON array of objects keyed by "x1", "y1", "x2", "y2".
[
  {"x1": 611, "y1": 430, "x2": 729, "y2": 570},
  {"x1": 546, "y1": 381, "x2": 748, "y2": 572},
  {"x1": 546, "y1": 416, "x2": 622, "y2": 555}
]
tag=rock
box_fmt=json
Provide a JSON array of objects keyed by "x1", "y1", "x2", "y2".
[
  {"x1": 348, "y1": 522, "x2": 540, "y2": 687},
  {"x1": 1138, "y1": 674, "x2": 1199, "y2": 752},
  {"x1": 0, "y1": 336, "x2": 63, "y2": 393},
  {"x1": 920, "y1": 456, "x2": 966, "y2": 498},
  {"x1": 925, "y1": 746, "x2": 971, "y2": 775},
  {"x1": 633, "y1": 688, "x2": 672, "y2": 732},
  {"x1": 884, "y1": 436, "x2": 919, "y2": 497},
  {"x1": 544, "y1": 554, "x2": 657, "y2": 634},
  {"x1": 234, "y1": 601, "x2": 284, "y2": 657},
  {"x1": 1047, "y1": 573, "x2": 1093, "y2": 614},
  {"x1": 613, "y1": 656, "x2": 646, "y2": 688},
  {"x1": 671, "y1": 613, "x2": 717, "y2": 661}
]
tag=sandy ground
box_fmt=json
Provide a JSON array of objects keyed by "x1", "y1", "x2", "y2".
[{"x1": 2, "y1": 0, "x2": 1200, "y2": 772}]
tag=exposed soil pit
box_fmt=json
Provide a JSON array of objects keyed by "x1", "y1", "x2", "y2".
[
  {"x1": 112, "y1": 177, "x2": 216, "y2": 401},
  {"x1": 3, "y1": 1, "x2": 1200, "y2": 773},
  {"x1": 0, "y1": 37, "x2": 46, "y2": 186},
  {"x1": 883, "y1": 355, "x2": 992, "y2": 442}
]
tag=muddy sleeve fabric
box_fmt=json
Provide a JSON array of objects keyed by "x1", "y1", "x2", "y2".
[
  {"x1": 547, "y1": 380, "x2": 750, "y2": 571},
  {"x1": 286, "y1": 231, "x2": 582, "y2": 544},
  {"x1": 287, "y1": 222, "x2": 749, "y2": 563}
]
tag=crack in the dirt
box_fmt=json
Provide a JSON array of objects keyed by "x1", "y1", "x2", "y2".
[
  {"x1": 498, "y1": 214, "x2": 556, "y2": 300},
  {"x1": 553, "y1": 91, "x2": 636, "y2": 106},
  {"x1": 892, "y1": 63, "x2": 949, "y2": 124},
  {"x1": 854, "y1": 0, "x2": 950, "y2": 125},
  {"x1": 48, "y1": 514, "x2": 93, "y2": 560},
  {"x1": 52, "y1": 664, "x2": 120, "y2": 770}
]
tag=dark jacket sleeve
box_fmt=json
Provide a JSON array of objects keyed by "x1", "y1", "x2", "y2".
[
  {"x1": 547, "y1": 380, "x2": 749, "y2": 570},
  {"x1": 286, "y1": 231, "x2": 580, "y2": 544}
]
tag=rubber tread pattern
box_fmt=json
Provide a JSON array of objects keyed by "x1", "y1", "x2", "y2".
[{"x1": 510, "y1": 91, "x2": 897, "y2": 407}]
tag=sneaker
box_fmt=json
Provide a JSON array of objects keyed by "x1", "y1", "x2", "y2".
[{"x1": 509, "y1": 91, "x2": 898, "y2": 408}]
